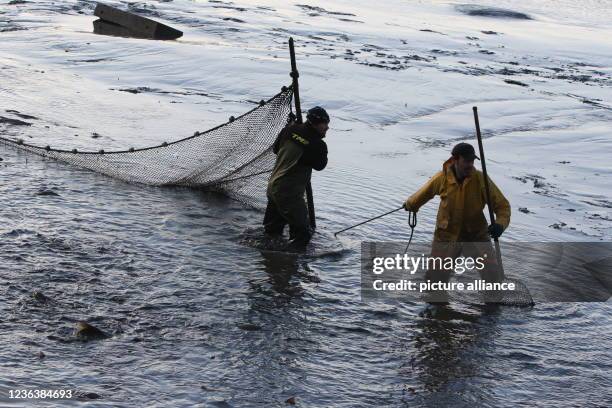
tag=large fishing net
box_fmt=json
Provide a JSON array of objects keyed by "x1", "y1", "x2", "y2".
[{"x1": 0, "y1": 86, "x2": 294, "y2": 209}]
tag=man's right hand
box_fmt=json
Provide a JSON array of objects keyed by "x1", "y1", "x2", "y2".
[
  {"x1": 488, "y1": 223, "x2": 504, "y2": 239},
  {"x1": 403, "y1": 201, "x2": 412, "y2": 211}
]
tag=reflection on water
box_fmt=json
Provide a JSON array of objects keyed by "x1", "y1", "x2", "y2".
[
  {"x1": 411, "y1": 305, "x2": 498, "y2": 406},
  {"x1": 257, "y1": 251, "x2": 303, "y2": 297}
]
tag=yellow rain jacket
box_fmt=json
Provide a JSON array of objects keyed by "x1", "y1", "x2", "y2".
[{"x1": 405, "y1": 158, "x2": 511, "y2": 242}]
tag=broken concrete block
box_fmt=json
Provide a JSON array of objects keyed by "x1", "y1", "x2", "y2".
[
  {"x1": 93, "y1": 3, "x2": 183, "y2": 40},
  {"x1": 93, "y1": 19, "x2": 143, "y2": 39}
]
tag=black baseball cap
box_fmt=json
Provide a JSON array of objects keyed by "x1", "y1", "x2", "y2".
[
  {"x1": 451, "y1": 142, "x2": 480, "y2": 160},
  {"x1": 306, "y1": 106, "x2": 330, "y2": 124}
]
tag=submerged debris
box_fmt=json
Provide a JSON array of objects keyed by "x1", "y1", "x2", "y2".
[
  {"x1": 419, "y1": 29, "x2": 446, "y2": 35},
  {"x1": 0, "y1": 116, "x2": 32, "y2": 126},
  {"x1": 549, "y1": 222, "x2": 567, "y2": 230},
  {"x1": 504, "y1": 79, "x2": 529, "y2": 87},
  {"x1": 36, "y1": 189, "x2": 60, "y2": 197},
  {"x1": 32, "y1": 290, "x2": 52, "y2": 304},
  {"x1": 296, "y1": 4, "x2": 355, "y2": 17},
  {"x1": 5, "y1": 109, "x2": 38, "y2": 120},
  {"x1": 456, "y1": 5, "x2": 532, "y2": 20},
  {"x1": 74, "y1": 321, "x2": 109, "y2": 341},
  {"x1": 76, "y1": 392, "x2": 102, "y2": 400},
  {"x1": 237, "y1": 323, "x2": 262, "y2": 331}
]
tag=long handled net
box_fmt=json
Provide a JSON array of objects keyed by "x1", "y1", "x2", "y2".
[{"x1": 0, "y1": 86, "x2": 295, "y2": 209}]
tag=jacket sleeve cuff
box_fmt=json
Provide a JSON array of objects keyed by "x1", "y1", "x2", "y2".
[
  {"x1": 497, "y1": 217, "x2": 510, "y2": 230},
  {"x1": 404, "y1": 198, "x2": 417, "y2": 211}
]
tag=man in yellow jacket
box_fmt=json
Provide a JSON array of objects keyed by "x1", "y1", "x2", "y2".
[{"x1": 404, "y1": 142, "x2": 511, "y2": 287}]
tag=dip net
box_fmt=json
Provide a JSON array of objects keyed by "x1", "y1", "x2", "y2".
[{"x1": 0, "y1": 86, "x2": 294, "y2": 209}]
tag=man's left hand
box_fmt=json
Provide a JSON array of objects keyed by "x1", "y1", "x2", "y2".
[{"x1": 488, "y1": 223, "x2": 504, "y2": 239}]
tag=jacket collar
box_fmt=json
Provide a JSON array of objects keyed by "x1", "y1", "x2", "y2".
[
  {"x1": 302, "y1": 122, "x2": 323, "y2": 141},
  {"x1": 443, "y1": 157, "x2": 473, "y2": 185}
]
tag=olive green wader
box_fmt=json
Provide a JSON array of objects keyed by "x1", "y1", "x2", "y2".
[{"x1": 264, "y1": 130, "x2": 313, "y2": 247}]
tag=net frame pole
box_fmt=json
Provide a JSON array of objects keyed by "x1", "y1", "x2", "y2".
[
  {"x1": 473, "y1": 106, "x2": 505, "y2": 279},
  {"x1": 289, "y1": 37, "x2": 316, "y2": 230}
]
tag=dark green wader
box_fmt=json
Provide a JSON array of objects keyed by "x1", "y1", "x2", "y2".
[
  {"x1": 263, "y1": 126, "x2": 316, "y2": 249},
  {"x1": 263, "y1": 193, "x2": 312, "y2": 248}
]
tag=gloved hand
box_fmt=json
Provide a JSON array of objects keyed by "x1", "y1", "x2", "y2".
[
  {"x1": 300, "y1": 138, "x2": 328, "y2": 171},
  {"x1": 488, "y1": 223, "x2": 504, "y2": 239},
  {"x1": 403, "y1": 202, "x2": 412, "y2": 211}
]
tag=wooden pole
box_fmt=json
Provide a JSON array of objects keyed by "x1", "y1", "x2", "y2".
[
  {"x1": 473, "y1": 106, "x2": 504, "y2": 279},
  {"x1": 289, "y1": 37, "x2": 316, "y2": 230}
]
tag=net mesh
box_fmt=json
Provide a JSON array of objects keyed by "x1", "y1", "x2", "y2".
[
  {"x1": 447, "y1": 277, "x2": 535, "y2": 307},
  {"x1": 0, "y1": 86, "x2": 294, "y2": 209}
]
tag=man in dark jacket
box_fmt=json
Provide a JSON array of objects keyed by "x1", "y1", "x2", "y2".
[{"x1": 263, "y1": 106, "x2": 329, "y2": 249}]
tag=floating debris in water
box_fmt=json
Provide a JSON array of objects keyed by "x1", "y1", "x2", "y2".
[
  {"x1": 74, "y1": 321, "x2": 109, "y2": 341},
  {"x1": 456, "y1": 5, "x2": 532, "y2": 20},
  {"x1": 76, "y1": 392, "x2": 102, "y2": 400},
  {"x1": 0, "y1": 116, "x2": 31, "y2": 126},
  {"x1": 504, "y1": 79, "x2": 529, "y2": 87},
  {"x1": 36, "y1": 189, "x2": 60, "y2": 197}
]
